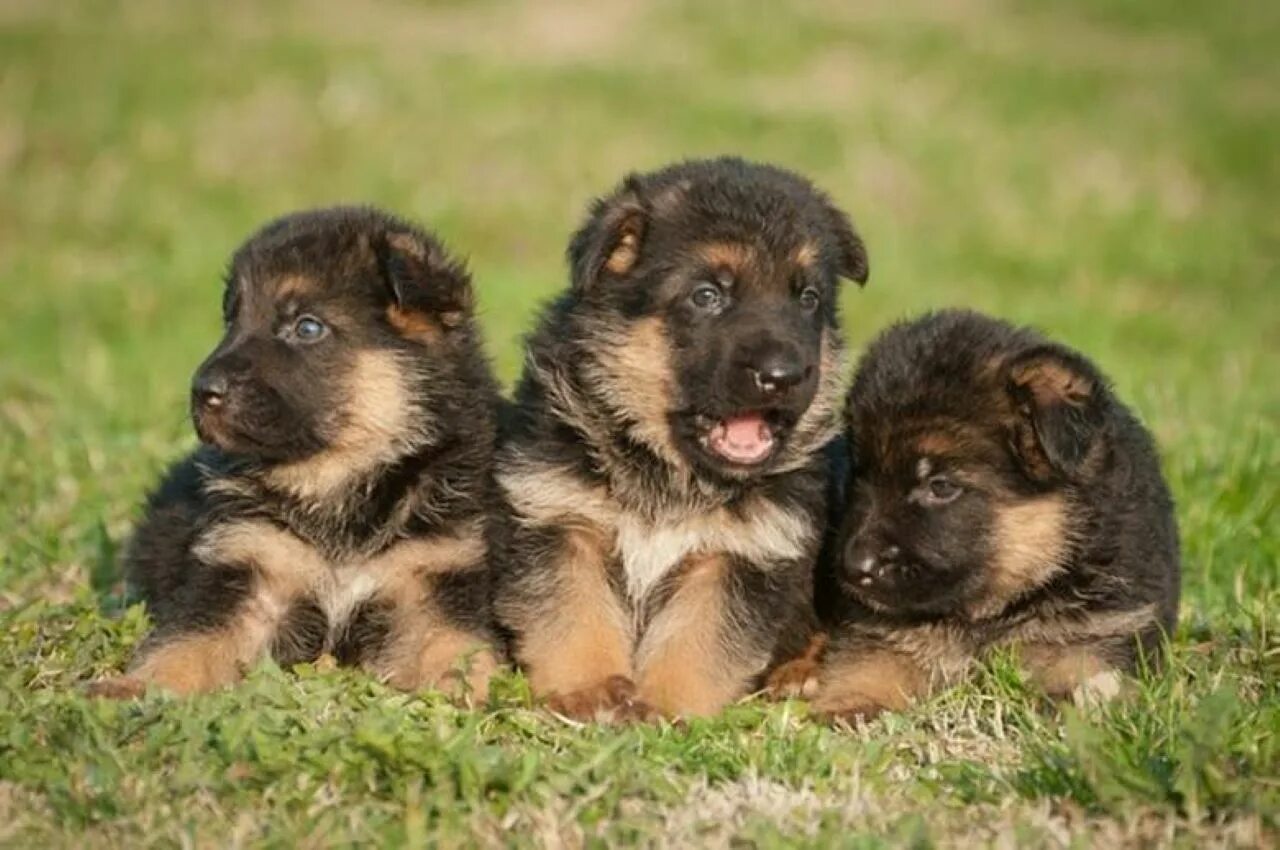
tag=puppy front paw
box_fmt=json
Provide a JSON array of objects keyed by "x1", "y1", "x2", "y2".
[
  {"x1": 84, "y1": 676, "x2": 149, "y2": 700},
  {"x1": 765, "y1": 657, "x2": 821, "y2": 700},
  {"x1": 813, "y1": 693, "x2": 890, "y2": 725},
  {"x1": 547, "y1": 675, "x2": 650, "y2": 723}
]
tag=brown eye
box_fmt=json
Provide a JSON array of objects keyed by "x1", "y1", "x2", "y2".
[
  {"x1": 926, "y1": 476, "x2": 962, "y2": 504},
  {"x1": 799, "y1": 287, "x2": 820, "y2": 311}
]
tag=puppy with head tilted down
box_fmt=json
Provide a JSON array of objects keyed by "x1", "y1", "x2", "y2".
[
  {"x1": 90, "y1": 207, "x2": 502, "y2": 700},
  {"x1": 495, "y1": 157, "x2": 870, "y2": 720},
  {"x1": 811, "y1": 310, "x2": 1180, "y2": 720}
]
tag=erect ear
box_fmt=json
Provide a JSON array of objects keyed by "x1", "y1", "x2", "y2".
[
  {"x1": 824, "y1": 201, "x2": 869, "y2": 286},
  {"x1": 567, "y1": 177, "x2": 648, "y2": 294},
  {"x1": 1006, "y1": 345, "x2": 1108, "y2": 481},
  {"x1": 378, "y1": 230, "x2": 473, "y2": 333}
]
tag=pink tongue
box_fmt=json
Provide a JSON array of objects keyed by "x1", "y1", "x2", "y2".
[{"x1": 709, "y1": 413, "x2": 774, "y2": 464}]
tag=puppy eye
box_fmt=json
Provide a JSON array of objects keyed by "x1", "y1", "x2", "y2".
[
  {"x1": 799, "y1": 287, "x2": 821, "y2": 311},
  {"x1": 690, "y1": 282, "x2": 724, "y2": 311},
  {"x1": 925, "y1": 476, "x2": 962, "y2": 504},
  {"x1": 293, "y1": 315, "x2": 327, "y2": 342}
]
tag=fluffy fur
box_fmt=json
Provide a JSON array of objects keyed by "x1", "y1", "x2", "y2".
[
  {"x1": 811, "y1": 309, "x2": 1180, "y2": 719},
  {"x1": 89, "y1": 207, "x2": 502, "y2": 701},
  {"x1": 494, "y1": 157, "x2": 870, "y2": 719}
]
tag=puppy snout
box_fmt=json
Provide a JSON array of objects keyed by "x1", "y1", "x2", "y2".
[
  {"x1": 744, "y1": 346, "x2": 810, "y2": 397},
  {"x1": 845, "y1": 541, "x2": 901, "y2": 587},
  {"x1": 192, "y1": 371, "x2": 230, "y2": 410}
]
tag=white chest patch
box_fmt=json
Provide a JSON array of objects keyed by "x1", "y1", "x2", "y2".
[{"x1": 614, "y1": 499, "x2": 814, "y2": 601}]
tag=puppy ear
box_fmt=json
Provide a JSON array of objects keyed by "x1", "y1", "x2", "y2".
[
  {"x1": 378, "y1": 230, "x2": 473, "y2": 332},
  {"x1": 1006, "y1": 345, "x2": 1108, "y2": 481},
  {"x1": 824, "y1": 202, "x2": 869, "y2": 286},
  {"x1": 568, "y1": 178, "x2": 648, "y2": 294}
]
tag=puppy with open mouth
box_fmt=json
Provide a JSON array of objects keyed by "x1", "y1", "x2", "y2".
[
  {"x1": 812, "y1": 310, "x2": 1180, "y2": 720},
  {"x1": 494, "y1": 157, "x2": 869, "y2": 719},
  {"x1": 90, "y1": 207, "x2": 502, "y2": 700}
]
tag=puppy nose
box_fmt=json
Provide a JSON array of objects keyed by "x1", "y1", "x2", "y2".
[
  {"x1": 748, "y1": 351, "x2": 809, "y2": 396},
  {"x1": 192, "y1": 372, "x2": 229, "y2": 409}
]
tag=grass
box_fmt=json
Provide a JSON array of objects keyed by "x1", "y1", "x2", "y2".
[{"x1": 1, "y1": 0, "x2": 1277, "y2": 846}]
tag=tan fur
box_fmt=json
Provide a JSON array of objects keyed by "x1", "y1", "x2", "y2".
[
  {"x1": 274, "y1": 274, "x2": 315, "y2": 302},
  {"x1": 1019, "y1": 644, "x2": 1123, "y2": 705},
  {"x1": 386, "y1": 304, "x2": 443, "y2": 343},
  {"x1": 972, "y1": 495, "x2": 1072, "y2": 619},
  {"x1": 134, "y1": 520, "x2": 489, "y2": 694},
  {"x1": 1010, "y1": 359, "x2": 1094, "y2": 407},
  {"x1": 497, "y1": 461, "x2": 617, "y2": 529},
  {"x1": 765, "y1": 632, "x2": 827, "y2": 699},
  {"x1": 265, "y1": 350, "x2": 413, "y2": 500},
  {"x1": 792, "y1": 240, "x2": 819, "y2": 269},
  {"x1": 517, "y1": 525, "x2": 633, "y2": 700},
  {"x1": 604, "y1": 229, "x2": 641, "y2": 275},
  {"x1": 633, "y1": 553, "x2": 757, "y2": 716},
  {"x1": 386, "y1": 231, "x2": 427, "y2": 260},
  {"x1": 697, "y1": 241, "x2": 756, "y2": 275},
  {"x1": 583, "y1": 316, "x2": 682, "y2": 467},
  {"x1": 775, "y1": 332, "x2": 847, "y2": 474},
  {"x1": 813, "y1": 649, "x2": 929, "y2": 719},
  {"x1": 127, "y1": 631, "x2": 257, "y2": 694},
  {"x1": 500, "y1": 459, "x2": 814, "y2": 603},
  {"x1": 915, "y1": 431, "x2": 961, "y2": 456}
]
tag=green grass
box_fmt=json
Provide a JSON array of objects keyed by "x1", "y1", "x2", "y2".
[{"x1": 1, "y1": 0, "x2": 1277, "y2": 846}]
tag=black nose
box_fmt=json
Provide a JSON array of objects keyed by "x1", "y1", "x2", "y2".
[
  {"x1": 845, "y1": 541, "x2": 899, "y2": 582},
  {"x1": 192, "y1": 371, "x2": 229, "y2": 409},
  {"x1": 746, "y1": 349, "x2": 809, "y2": 396}
]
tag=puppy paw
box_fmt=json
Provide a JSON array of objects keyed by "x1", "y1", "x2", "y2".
[
  {"x1": 813, "y1": 694, "x2": 890, "y2": 726},
  {"x1": 765, "y1": 657, "x2": 821, "y2": 700},
  {"x1": 84, "y1": 676, "x2": 149, "y2": 700},
  {"x1": 547, "y1": 675, "x2": 650, "y2": 723}
]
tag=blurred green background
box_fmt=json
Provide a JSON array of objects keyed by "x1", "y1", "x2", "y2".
[{"x1": 1, "y1": 2, "x2": 1277, "y2": 845}]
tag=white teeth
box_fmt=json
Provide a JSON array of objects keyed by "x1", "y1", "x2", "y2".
[{"x1": 859, "y1": 576, "x2": 873, "y2": 586}]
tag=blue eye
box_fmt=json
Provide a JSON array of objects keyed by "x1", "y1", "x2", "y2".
[
  {"x1": 690, "y1": 283, "x2": 724, "y2": 311},
  {"x1": 293, "y1": 315, "x2": 327, "y2": 341}
]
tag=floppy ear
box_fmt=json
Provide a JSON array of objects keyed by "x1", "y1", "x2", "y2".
[
  {"x1": 378, "y1": 230, "x2": 473, "y2": 332},
  {"x1": 567, "y1": 177, "x2": 648, "y2": 294},
  {"x1": 1006, "y1": 345, "x2": 1108, "y2": 481},
  {"x1": 824, "y1": 201, "x2": 870, "y2": 286}
]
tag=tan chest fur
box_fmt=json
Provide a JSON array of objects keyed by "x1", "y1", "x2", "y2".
[
  {"x1": 501, "y1": 463, "x2": 815, "y2": 602},
  {"x1": 191, "y1": 520, "x2": 484, "y2": 644}
]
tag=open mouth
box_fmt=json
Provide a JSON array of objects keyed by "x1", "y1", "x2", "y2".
[{"x1": 696, "y1": 411, "x2": 779, "y2": 466}]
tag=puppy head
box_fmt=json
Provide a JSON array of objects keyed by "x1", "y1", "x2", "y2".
[
  {"x1": 567, "y1": 156, "x2": 868, "y2": 481},
  {"x1": 191, "y1": 207, "x2": 474, "y2": 483},
  {"x1": 835, "y1": 311, "x2": 1109, "y2": 619}
]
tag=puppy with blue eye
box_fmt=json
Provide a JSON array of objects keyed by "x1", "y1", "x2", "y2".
[
  {"x1": 812, "y1": 310, "x2": 1180, "y2": 720},
  {"x1": 89, "y1": 207, "x2": 502, "y2": 700}
]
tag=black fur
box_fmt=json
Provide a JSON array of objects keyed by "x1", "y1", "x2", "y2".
[
  {"x1": 494, "y1": 157, "x2": 868, "y2": 718},
  {"x1": 817, "y1": 309, "x2": 1180, "y2": 710},
  {"x1": 111, "y1": 207, "x2": 503, "y2": 695}
]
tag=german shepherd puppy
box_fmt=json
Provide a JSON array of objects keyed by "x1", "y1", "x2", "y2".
[
  {"x1": 813, "y1": 310, "x2": 1180, "y2": 720},
  {"x1": 495, "y1": 157, "x2": 870, "y2": 719},
  {"x1": 89, "y1": 207, "x2": 501, "y2": 700}
]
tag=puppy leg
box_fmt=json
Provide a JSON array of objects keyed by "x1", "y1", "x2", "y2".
[
  {"x1": 813, "y1": 645, "x2": 929, "y2": 723},
  {"x1": 765, "y1": 632, "x2": 828, "y2": 700},
  {"x1": 372, "y1": 614, "x2": 499, "y2": 705},
  {"x1": 89, "y1": 520, "x2": 322, "y2": 698},
  {"x1": 89, "y1": 600, "x2": 280, "y2": 698},
  {"x1": 1020, "y1": 643, "x2": 1126, "y2": 706},
  {"x1": 634, "y1": 554, "x2": 765, "y2": 717},
  {"x1": 499, "y1": 525, "x2": 636, "y2": 721}
]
